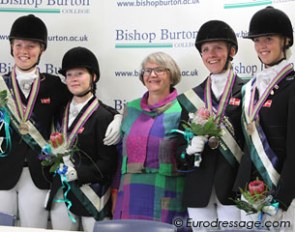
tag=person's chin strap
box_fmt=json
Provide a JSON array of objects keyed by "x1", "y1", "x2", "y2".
[
  {"x1": 76, "y1": 89, "x2": 92, "y2": 97},
  {"x1": 260, "y1": 58, "x2": 286, "y2": 68},
  {"x1": 76, "y1": 78, "x2": 95, "y2": 97},
  {"x1": 260, "y1": 38, "x2": 289, "y2": 68},
  {"x1": 223, "y1": 44, "x2": 234, "y2": 72}
]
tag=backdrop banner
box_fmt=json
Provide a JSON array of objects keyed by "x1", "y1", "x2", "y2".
[{"x1": 0, "y1": 0, "x2": 294, "y2": 112}]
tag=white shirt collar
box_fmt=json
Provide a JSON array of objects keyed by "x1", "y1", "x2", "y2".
[
  {"x1": 256, "y1": 60, "x2": 290, "y2": 95},
  {"x1": 68, "y1": 94, "x2": 94, "y2": 126},
  {"x1": 15, "y1": 67, "x2": 38, "y2": 81},
  {"x1": 15, "y1": 67, "x2": 38, "y2": 98},
  {"x1": 210, "y1": 69, "x2": 229, "y2": 100}
]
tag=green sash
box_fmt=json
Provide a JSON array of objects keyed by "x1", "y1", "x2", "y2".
[
  {"x1": 68, "y1": 182, "x2": 111, "y2": 220},
  {"x1": 242, "y1": 82, "x2": 280, "y2": 187},
  {"x1": 63, "y1": 152, "x2": 111, "y2": 220}
]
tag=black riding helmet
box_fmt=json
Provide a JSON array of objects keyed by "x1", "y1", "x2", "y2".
[
  {"x1": 9, "y1": 14, "x2": 48, "y2": 70},
  {"x1": 195, "y1": 20, "x2": 238, "y2": 55},
  {"x1": 9, "y1": 14, "x2": 48, "y2": 50},
  {"x1": 195, "y1": 20, "x2": 238, "y2": 71},
  {"x1": 59, "y1": 46, "x2": 100, "y2": 81},
  {"x1": 244, "y1": 6, "x2": 293, "y2": 48},
  {"x1": 59, "y1": 47, "x2": 100, "y2": 96}
]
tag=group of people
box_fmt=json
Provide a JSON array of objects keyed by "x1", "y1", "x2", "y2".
[
  {"x1": 176, "y1": 6, "x2": 295, "y2": 231},
  {"x1": 0, "y1": 14, "x2": 121, "y2": 232},
  {"x1": 0, "y1": 5, "x2": 294, "y2": 232}
]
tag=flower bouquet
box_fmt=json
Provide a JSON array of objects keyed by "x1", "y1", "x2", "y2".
[
  {"x1": 38, "y1": 132, "x2": 78, "y2": 173},
  {"x1": 172, "y1": 107, "x2": 223, "y2": 170},
  {"x1": 184, "y1": 107, "x2": 222, "y2": 166},
  {"x1": 39, "y1": 131, "x2": 79, "y2": 223},
  {"x1": 183, "y1": 107, "x2": 223, "y2": 149},
  {"x1": 232, "y1": 178, "x2": 279, "y2": 217}
]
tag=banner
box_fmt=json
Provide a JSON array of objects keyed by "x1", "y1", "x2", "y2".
[{"x1": 0, "y1": 0, "x2": 294, "y2": 112}]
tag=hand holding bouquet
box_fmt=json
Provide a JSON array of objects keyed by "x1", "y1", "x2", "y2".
[
  {"x1": 39, "y1": 132, "x2": 79, "y2": 223},
  {"x1": 184, "y1": 107, "x2": 223, "y2": 148},
  {"x1": 233, "y1": 178, "x2": 279, "y2": 216},
  {"x1": 182, "y1": 107, "x2": 223, "y2": 167},
  {"x1": 39, "y1": 132, "x2": 78, "y2": 173}
]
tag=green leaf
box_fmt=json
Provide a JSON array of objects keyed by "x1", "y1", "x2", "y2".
[
  {"x1": 41, "y1": 159, "x2": 53, "y2": 166},
  {"x1": 232, "y1": 198, "x2": 258, "y2": 214},
  {"x1": 0, "y1": 90, "x2": 8, "y2": 107},
  {"x1": 50, "y1": 161, "x2": 60, "y2": 173},
  {"x1": 190, "y1": 123, "x2": 204, "y2": 135}
]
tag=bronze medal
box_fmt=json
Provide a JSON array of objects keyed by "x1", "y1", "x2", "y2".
[
  {"x1": 208, "y1": 136, "x2": 220, "y2": 149},
  {"x1": 19, "y1": 122, "x2": 29, "y2": 135}
]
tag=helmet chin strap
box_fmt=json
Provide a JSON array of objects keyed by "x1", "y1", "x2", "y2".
[
  {"x1": 260, "y1": 38, "x2": 288, "y2": 68},
  {"x1": 76, "y1": 89, "x2": 92, "y2": 97},
  {"x1": 223, "y1": 44, "x2": 234, "y2": 71},
  {"x1": 75, "y1": 78, "x2": 95, "y2": 97},
  {"x1": 223, "y1": 57, "x2": 232, "y2": 72},
  {"x1": 260, "y1": 57, "x2": 285, "y2": 68}
]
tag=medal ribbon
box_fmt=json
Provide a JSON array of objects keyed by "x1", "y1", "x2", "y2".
[
  {"x1": 248, "y1": 63, "x2": 293, "y2": 122},
  {"x1": 242, "y1": 83, "x2": 280, "y2": 187},
  {"x1": 62, "y1": 98, "x2": 99, "y2": 147},
  {"x1": 11, "y1": 66, "x2": 40, "y2": 123},
  {"x1": 0, "y1": 75, "x2": 47, "y2": 151},
  {"x1": 205, "y1": 68, "x2": 236, "y2": 124}
]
